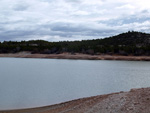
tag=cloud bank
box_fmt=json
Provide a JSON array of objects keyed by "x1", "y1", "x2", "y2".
[{"x1": 0, "y1": 0, "x2": 150, "y2": 41}]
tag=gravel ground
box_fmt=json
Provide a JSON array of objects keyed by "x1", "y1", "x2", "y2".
[{"x1": 1, "y1": 87, "x2": 150, "y2": 113}]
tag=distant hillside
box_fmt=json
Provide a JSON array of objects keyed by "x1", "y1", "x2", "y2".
[
  {"x1": 0, "y1": 31, "x2": 150, "y2": 56},
  {"x1": 101, "y1": 31, "x2": 150, "y2": 46}
]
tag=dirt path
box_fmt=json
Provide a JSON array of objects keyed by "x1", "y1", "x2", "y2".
[{"x1": 1, "y1": 87, "x2": 150, "y2": 113}]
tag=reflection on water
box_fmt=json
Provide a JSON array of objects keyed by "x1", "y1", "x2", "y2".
[{"x1": 0, "y1": 58, "x2": 150, "y2": 110}]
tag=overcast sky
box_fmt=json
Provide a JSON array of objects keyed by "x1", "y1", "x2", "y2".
[{"x1": 0, "y1": 0, "x2": 150, "y2": 41}]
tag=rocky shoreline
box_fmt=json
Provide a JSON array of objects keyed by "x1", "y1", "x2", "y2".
[
  {"x1": 0, "y1": 52, "x2": 150, "y2": 61},
  {"x1": 1, "y1": 87, "x2": 150, "y2": 113}
]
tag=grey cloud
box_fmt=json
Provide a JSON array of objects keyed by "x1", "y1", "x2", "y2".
[
  {"x1": 141, "y1": 10, "x2": 149, "y2": 13},
  {"x1": 50, "y1": 23, "x2": 88, "y2": 32},
  {"x1": 13, "y1": 2, "x2": 29, "y2": 11},
  {"x1": 1, "y1": 30, "x2": 35, "y2": 39},
  {"x1": 40, "y1": 0, "x2": 53, "y2": 3},
  {"x1": 64, "y1": 0, "x2": 81, "y2": 3},
  {"x1": 0, "y1": 20, "x2": 117, "y2": 41},
  {"x1": 48, "y1": 22, "x2": 117, "y2": 38},
  {"x1": 100, "y1": 15, "x2": 150, "y2": 26},
  {"x1": 0, "y1": 20, "x2": 26, "y2": 25}
]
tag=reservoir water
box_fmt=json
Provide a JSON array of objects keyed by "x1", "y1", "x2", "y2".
[{"x1": 0, "y1": 58, "x2": 150, "y2": 110}]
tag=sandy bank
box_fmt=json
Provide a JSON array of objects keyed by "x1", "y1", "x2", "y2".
[
  {"x1": 0, "y1": 52, "x2": 150, "y2": 61},
  {"x1": 1, "y1": 87, "x2": 150, "y2": 113}
]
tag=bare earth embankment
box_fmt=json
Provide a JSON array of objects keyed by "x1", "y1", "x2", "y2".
[
  {"x1": 0, "y1": 52, "x2": 150, "y2": 61},
  {"x1": 1, "y1": 87, "x2": 150, "y2": 113}
]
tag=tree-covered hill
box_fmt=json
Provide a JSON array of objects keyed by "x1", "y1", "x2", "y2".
[
  {"x1": 101, "y1": 31, "x2": 150, "y2": 46},
  {"x1": 0, "y1": 31, "x2": 150, "y2": 56}
]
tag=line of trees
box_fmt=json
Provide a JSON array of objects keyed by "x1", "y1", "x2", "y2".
[{"x1": 0, "y1": 31, "x2": 150, "y2": 56}]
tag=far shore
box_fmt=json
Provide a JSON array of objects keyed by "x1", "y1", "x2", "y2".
[{"x1": 0, "y1": 52, "x2": 150, "y2": 61}]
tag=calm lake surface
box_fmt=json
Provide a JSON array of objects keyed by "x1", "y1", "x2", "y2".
[{"x1": 0, "y1": 58, "x2": 150, "y2": 110}]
